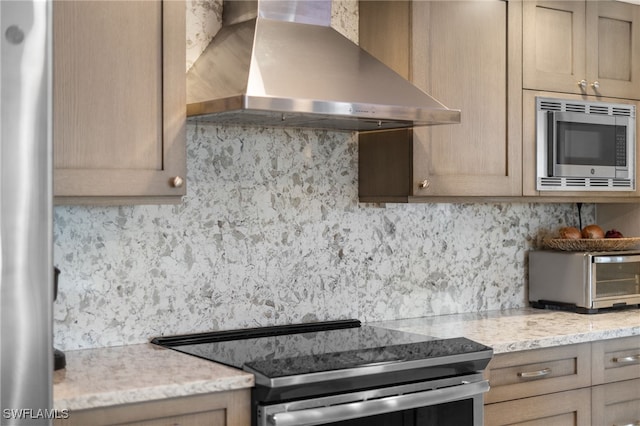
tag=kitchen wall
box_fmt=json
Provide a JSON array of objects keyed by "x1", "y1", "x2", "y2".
[{"x1": 52, "y1": 0, "x2": 593, "y2": 351}]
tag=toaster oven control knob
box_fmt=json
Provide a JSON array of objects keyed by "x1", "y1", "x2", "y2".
[
  {"x1": 170, "y1": 176, "x2": 184, "y2": 188},
  {"x1": 418, "y1": 179, "x2": 430, "y2": 189},
  {"x1": 591, "y1": 81, "x2": 600, "y2": 90},
  {"x1": 578, "y1": 79, "x2": 587, "y2": 90}
]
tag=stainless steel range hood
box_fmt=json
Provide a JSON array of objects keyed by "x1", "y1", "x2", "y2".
[{"x1": 187, "y1": 0, "x2": 461, "y2": 132}]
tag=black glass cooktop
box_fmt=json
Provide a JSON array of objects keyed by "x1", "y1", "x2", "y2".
[{"x1": 151, "y1": 320, "x2": 492, "y2": 386}]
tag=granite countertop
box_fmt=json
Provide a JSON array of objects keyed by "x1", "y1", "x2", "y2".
[
  {"x1": 54, "y1": 307, "x2": 639, "y2": 411},
  {"x1": 53, "y1": 343, "x2": 253, "y2": 411},
  {"x1": 371, "y1": 307, "x2": 640, "y2": 354}
]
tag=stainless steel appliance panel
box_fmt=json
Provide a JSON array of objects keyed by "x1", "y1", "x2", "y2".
[
  {"x1": 529, "y1": 251, "x2": 590, "y2": 307},
  {"x1": 258, "y1": 374, "x2": 488, "y2": 426},
  {"x1": 535, "y1": 96, "x2": 636, "y2": 191},
  {"x1": 529, "y1": 250, "x2": 640, "y2": 312},
  {"x1": 0, "y1": 0, "x2": 53, "y2": 423}
]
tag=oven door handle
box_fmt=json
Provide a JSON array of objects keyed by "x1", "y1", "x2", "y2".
[{"x1": 266, "y1": 380, "x2": 490, "y2": 426}]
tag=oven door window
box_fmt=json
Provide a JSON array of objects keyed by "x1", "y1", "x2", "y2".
[
  {"x1": 594, "y1": 261, "x2": 640, "y2": 300},
  {"x1": 556, "y1": 121, "x2": 617, "y2": 166}
]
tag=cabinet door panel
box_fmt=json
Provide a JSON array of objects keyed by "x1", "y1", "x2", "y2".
[
  {"x1": 523, "y1": 1, "x2": 586, "y2": 95},
  {"x1": 411, "y1": 0, "x2": 522, "y2": 197},
  {"x1": 592, "y1": 379, "x2": 640, "y2": 426},
  {"x1": 53, "y1": 0, "x2": 186, "y2": 202},
  {"x1": 484, "y1": 388, "x2": 591, "y2": 426},
  {"x1": 484, "y1": 343, "x2": 591, "y2": 404},
  {"x1": 586, "y1": 1, "x2": 640, "y2": 100},
  {"x1": 592, "y1": 336, "x2": 640, "y2": 385},
  {"x1": 54, "y1": 1, "x2": 162, "y2": 170},
  {"x1": 116, "y1": 410, "x2": 226, "y2": 426},
  {"x1": 54, "y1": 390, "x2": 251, "y2": 426}
]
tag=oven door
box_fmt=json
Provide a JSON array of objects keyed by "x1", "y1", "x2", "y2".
[
  {"x1": 257, "y1": 374, "x2": 489, "y2": 426},
  {"x1": 549, "y1": 110, "x2": 626, "y2": 179},
  {"x1": 591, "y1": 253, "x2": 640, "y2": 309}
]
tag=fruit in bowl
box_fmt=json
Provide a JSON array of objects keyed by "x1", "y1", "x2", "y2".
[
  {"x1": 557, "y1": 224, "x2": 625, "y2": 240},
  {"x1": 581, "y1": 224, "x2": 605, "y2": 239},
  {"x1": 605, "y1": 229, "x2": 624, "y2": 238},
  {"x1": 558, "y1": 226, "x2": 581, "y2": 239}
]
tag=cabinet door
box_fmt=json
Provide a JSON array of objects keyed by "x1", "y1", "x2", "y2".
[
  {"x1": 484, "y1": 343, "x2": 591, "y2": 404},
  {"x1": 592, "y1": 379, "x2": 640, "y2": 426},
  {"x1": 411, "y1": 0, "x2": 522, "y2": 197},
  {"x1": 116, "y1": 410, "x2": 225, "y2": 426},
  {"x1": 592, "y1": 336, "x2": 640, "y2": 385},
  {"x1": 53, "y1": 0, "x2": 186, "y2": 204},
  {"x1": 523, "y1": 1, "x2": 587, "y2": 95},
  {"x1": 54, "y1": 390, "x2": 251, "y2": 426},
  {"x1": 484, "y1": 388, "x2": 591, "y2": 426},
  {"x1": 586, "y1": 1, "x2": 640, "y2": 100}
]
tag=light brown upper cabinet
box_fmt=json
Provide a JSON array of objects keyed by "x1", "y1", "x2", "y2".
[
  {"x1": 53, "y1": 1, "x2": 186, "y2": 204},
  {"x1": 523, "y1": 0, "x2": 640, "y2": 100},
  {"x1": 358, "y1": 0, "x2": 523, "y2": 201}
]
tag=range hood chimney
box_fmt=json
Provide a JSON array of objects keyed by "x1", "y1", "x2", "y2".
[{"x1": 187, "y1": 0, "x2": 461, "y2": 132}]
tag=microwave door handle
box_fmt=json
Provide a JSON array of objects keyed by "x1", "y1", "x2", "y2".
[{"x1": 547, "y1": 111, "x2": 556, "y2": 177}]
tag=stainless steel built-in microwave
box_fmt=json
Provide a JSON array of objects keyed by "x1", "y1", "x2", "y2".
[
  {"x1": 529, "y1": 250, "x2": 640, "y2": 313},
  {"x1": 536, "y1": 97, "x2": 636, "y2": 191}
]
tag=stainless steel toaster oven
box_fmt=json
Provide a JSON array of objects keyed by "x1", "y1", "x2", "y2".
[{"x1": 529, "y1": 250, "x2": 640, "y2": 313}]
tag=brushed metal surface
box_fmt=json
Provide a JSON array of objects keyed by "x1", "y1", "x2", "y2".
[
  {"x1": 187, "y1": 0, "x2": 460, "y2": 130},
  {"x1": 1, "y1": 0, "x2": 53, "y2": 422}
]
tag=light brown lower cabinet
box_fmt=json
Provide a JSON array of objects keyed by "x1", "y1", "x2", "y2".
[
  {"x1": 592, "y1": 336, "x2": 640, "y2": 385},
  {"x1": 484, "y1": 336, "x2": 640, "y2": 426},
  {"x1": 485, "y1": 388, "x2": 591, "y2": 426},
  {"x1": 55, "y1": 389, "x2": 250, "y2": 426},
  {"x1": 592, "y1": 379, "x2": 640, "y2": 426}
]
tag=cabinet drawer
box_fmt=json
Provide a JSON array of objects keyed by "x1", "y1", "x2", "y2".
[
  {"x1": 592, "y1": 379, "x2": 640, "y2": 426},
  {"x1": 484, "y1": 387, "x2": 591, "y2": 426},
  {"x1": 485, "y1": 343, "x2": 591, "y2": 404},
  {"x1": 113, "y1": 409, "x2": 225, "y2": 426},
  {"x1": 592, "y1": 336, "x2": 640, "y2": 385},
  {"x1": 55, "y1": 389, "x2": 250, "y2": 426}
]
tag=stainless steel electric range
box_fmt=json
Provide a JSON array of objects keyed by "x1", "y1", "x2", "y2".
[{"x1": 151, "y1": 319, "x2": 493, "y2": 426}]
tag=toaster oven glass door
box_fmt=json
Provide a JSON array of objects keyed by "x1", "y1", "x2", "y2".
[{"x1": 593, "y1": 256, "x2": 640, "y2": 305}]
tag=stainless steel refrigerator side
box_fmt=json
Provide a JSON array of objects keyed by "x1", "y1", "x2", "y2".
[{"x1": 0, "y1": 0, "x2": 53, "y2": 424}]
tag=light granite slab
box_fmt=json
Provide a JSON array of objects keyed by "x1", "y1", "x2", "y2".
[
  {"x1": 371, "y1": 307, "x2": 640, "y2": 354},
  {"x1": 53, "y1": 344, "x2": 253, "y2": 411}
]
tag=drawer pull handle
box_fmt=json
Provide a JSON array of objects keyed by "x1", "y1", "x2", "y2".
[
  {"x1": 612, "y1": 355, "x2": 640, "y2": 364},
  {"x1": 612, "y1": 422, "x2": 640, "y2": 426},
  {"x1": 517, "y1": 368, "x2": 551, "y2": 378}
]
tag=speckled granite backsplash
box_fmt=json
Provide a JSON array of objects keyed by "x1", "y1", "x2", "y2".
[{"x1": 52, "y1": 1, "x2": 594, "y2": 351}]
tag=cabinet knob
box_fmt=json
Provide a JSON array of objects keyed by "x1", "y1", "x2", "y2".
[
  {"x1": 578, "y1": 79, "x2": 587, "y2": 89},
  {"x1": 418, "y1": 179, "x2": 430, "y2": 189},
  {"x1": 170, "y1": 176, "x2": 184, "y2": 188},
  {"x1": 591, "y1": 81, "x2": 600, "y2": 90}
]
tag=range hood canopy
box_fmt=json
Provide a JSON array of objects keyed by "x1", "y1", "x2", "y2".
[{"x1": 187, "y1": 0, "x2": 461, "y2": 132}]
